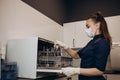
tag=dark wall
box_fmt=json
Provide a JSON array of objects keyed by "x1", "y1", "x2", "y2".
[{"x1": 22, "y1": 0, "x2": 120, "y2": 25}]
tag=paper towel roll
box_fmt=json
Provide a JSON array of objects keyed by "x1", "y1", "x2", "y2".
[{"x1": 0, "y1": 42, "x2": 6, "y2": 60}]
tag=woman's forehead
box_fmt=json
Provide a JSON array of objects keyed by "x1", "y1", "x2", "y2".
[{"x1": 86, "y1": 19, "x2": 94, "y2": 25}]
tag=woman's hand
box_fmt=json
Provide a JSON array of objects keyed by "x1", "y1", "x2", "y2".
[
  {"x1": 55, "y1": 40, "x2": 69, "y2": 50},
  {"x1": 55, "y1": 40, "x2": 80, "y2": 59},
  {"x1": 61, "y1": 67, "x2": 104, "y2": 77},
  {"x1": 61, "y1": 67, "x2": 80, "y2": 77}
]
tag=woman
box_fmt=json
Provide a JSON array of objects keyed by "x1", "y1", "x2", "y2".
[{"x1": 56, "y1": 12, "x2": 112, "y2": 80}]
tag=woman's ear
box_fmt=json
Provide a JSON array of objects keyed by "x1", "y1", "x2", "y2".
[{"x1": 96, "y1": 22, "x2": 101, "y2": 29}]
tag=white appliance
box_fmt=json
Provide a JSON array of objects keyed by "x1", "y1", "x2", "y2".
[{"x1": 6, "y1": 37, "x2": 72, "y2": 79}]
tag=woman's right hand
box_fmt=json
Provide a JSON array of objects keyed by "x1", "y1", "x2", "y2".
[
  {"x1": 55, "y1": 40, "x2": 79, "y2": 59},
  {"x1": 55, "y1": 40, "x2": 69, "y2": 50}
]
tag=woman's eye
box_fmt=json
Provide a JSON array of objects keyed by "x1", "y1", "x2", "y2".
[{"x1": 86, "y1": 25, "x2": 90, "y2": 28}]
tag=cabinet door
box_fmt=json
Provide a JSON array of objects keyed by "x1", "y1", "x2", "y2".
[
  {"x1": 107, "y1": 74, "x2": 120, "y2": 80},
  {"x1": 75, "y1": 21, "x2": 91, "y2": 48},
  {"x1": 63, "y1": 21, "x2": 91, "y2": 48},
  {"x1": 63, "y1": 23, "x2": 75, "y2": 48}
]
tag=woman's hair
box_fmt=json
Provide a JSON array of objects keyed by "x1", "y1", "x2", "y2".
[{"x1": 87, "y1": 11, "x2": 112, "y2": 46}]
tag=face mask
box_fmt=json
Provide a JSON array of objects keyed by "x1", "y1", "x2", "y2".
[{"x1": 85, "y1": 28, "x2": 95, "y2": 38}]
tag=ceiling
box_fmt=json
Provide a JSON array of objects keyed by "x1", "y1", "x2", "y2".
[{"x1": 22, "y1": 0, "x2": 120, "y2": 26}]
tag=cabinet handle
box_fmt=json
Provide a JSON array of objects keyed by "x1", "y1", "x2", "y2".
[{"x1": 73, "y1": 39, "x2": 75, "y2": 48}]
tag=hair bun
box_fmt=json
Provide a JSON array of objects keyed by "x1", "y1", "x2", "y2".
[
  {"x1": 95, "y1": 11, "x2": 104, "y2": 17},
  {"x1": 96, "y1": 11, "x2": 102, "y2": 15}
]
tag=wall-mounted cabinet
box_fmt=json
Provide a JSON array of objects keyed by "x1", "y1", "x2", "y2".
[
  {"x1": 63, "y1": 21, "x2": 91, "y2": 48},
  {"x1": 63, "y1": 16, "x2": 120, "y2": 48},
  {"x1": 63, "y1": 23, "x2": 76, "y2": 48}
]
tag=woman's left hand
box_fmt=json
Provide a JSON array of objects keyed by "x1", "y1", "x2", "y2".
[{"x1": 61, "y1": 67, "x2": 80, "y2": 77}]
